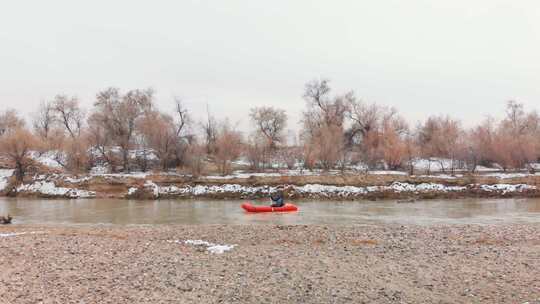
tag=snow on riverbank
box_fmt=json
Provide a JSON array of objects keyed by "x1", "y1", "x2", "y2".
[
  {"x1": 169, "y1": 239, "x2": 236, "y2": 254},
  {"x1": 294, "y1": 182, "x2": 467, "y2": 197},
  {"x1": 0, "y1": 169, "x2": 14, "y2": 192},
  {"x1": 153, "y1": 181, "x2": 537, "y2": 198},
  {"x1": 203, "y1": 170, "x2": 341, "y2": 179},
  {"x1": 479, "y1": 184, "x2": 537, "y2": 194},
  {"x1": 483, "y1": 172, "x2": 540, "y2": 179},
  {"x1": 204, "y1": 169, "x2": 415, "y2": 179},
  {"x1": 17, "y1": 181, "x2": 96, "y2": 198},
  {"x1": 29, "y1": 151, "x2": 65, "y2": 169}
]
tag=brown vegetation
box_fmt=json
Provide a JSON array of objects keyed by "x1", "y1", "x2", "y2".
[
  {"x1": 0, "y1": 80, "x2": 538, "y2": 183},
  {"x1": 0, "y1": 127, "x2": 40, "y2": 181}
]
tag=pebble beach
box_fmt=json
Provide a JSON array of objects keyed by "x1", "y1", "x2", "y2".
[{"x1": 1, "y1": 224, "x2": 539, "y2": 303}]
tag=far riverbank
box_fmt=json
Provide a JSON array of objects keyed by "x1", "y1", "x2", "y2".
[{"x1": 1, "y1": 171, "x2": 539, "y2": 200}]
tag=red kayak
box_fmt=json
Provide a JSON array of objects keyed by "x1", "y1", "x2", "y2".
[{"x1": 241, "y1": 202, "x2": 298, "y2": 213}]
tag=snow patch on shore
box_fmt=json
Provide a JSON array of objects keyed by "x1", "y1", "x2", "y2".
[
  {"x1": 93, "y1": 172, "x2": 152, "y2": 179},
  {"x1": 0, "y1": 231, "x2": 43, "y2": 237},
  {"x1": 156, "y1": 182, "x2": 536, "y2": 198},
  {"x1": 17, "y1": 181, "x2": 96, "y2": 198},
  {"x1": 369, "y1": 171, "x2": 408, "y2": 175},
  {"x1": 415, "y1": 174, "x2": 463, "y2": 180},
  {"x1": 483, "y1": 173, "x2": 540, "y2": 179},
  {"x1": 171, "y1": 239, "x2": 236, "y2": 254},
  {"x1": 159, "y1": 184, "x2": 278, "y2": 196},
  {"x1": 64, "y1": 176, "x2": 92, "y2": 184},
  {"x1": 127, "y1": 187, "x2": 138, "y2": 196},
  {"x1": 478, "y1": 184, "x2": 536, "y2": 194},
  {"x1": 204, "y1": 169, "x2": 341, "y2": 179},
  {"x1": 0, "y1": 169, "x2": 14, "y2": 191},
  {"x1": 296, "y1": 182, "x2": 467, "y2": 196},
  {"x1": 144, "y1": 180, "x2": 159, "y2": 197},
  {"x1": 29, "y1": 151, "x2": 65, "y2": 169}
]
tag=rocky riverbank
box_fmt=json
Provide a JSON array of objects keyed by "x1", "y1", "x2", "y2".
[{"x1": 1, "y1": 224, "x2": 539, "y2": 303}]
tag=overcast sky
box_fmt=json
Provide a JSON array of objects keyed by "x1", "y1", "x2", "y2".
[{"x1": 0, "y1": 0, "x2": 539, "y2": 132}]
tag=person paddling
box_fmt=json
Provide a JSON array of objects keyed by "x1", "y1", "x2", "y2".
[{"x1": 270, "y1": 189, "x2": 285, "y2": 208}]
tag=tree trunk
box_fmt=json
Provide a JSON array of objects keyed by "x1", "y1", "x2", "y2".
[
  {"x1": 122, "y1": 149, "x2": 130, "y2": 173},
  {"x1": 15, "y1": 161, "x2": 24, "y2": 182}
]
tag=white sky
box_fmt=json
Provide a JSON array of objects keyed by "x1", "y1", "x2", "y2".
[{"x1": 0, "y1": 0, "x2": 539, "y2": 132}]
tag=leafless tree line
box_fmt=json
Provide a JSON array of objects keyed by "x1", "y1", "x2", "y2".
[{"x1": 1, "y1": 81, "x2": 539, "y2": 182}]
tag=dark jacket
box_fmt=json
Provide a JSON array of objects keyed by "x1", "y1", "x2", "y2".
[{"x1": 270, "y1": 192, "x2": 284, "y2": 207}]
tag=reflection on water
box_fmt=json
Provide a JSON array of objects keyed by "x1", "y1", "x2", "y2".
[{"x1": 0, "y1": 198, "x2": 539, "y2": 225}]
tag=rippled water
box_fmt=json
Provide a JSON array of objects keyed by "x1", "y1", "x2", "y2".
[{"x1": 1, "y1": 198, "x2": 539, "y2": 225}]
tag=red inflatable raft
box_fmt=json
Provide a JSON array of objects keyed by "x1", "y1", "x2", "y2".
[{"x1": 241, "y1": 203, "x2": 298, "y2": 213}]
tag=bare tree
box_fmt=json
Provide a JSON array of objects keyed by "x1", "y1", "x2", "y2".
[
  {"x1": 92, "y1": 88, "x2": 154, "y2": 172},
  {"x1": 249, "y1": 106, "x2": 287, "y2": 150},
  {"x1": 171, "y1": 98, "x2": 193, "y2": 168},
  {"x1": 0, "y1": 127, "x2": 40, "y2": 181},
  {"x1": 184, "y1": 142, "x2": 207, "y2": 177},
  {"x1": 32, "y1": 101, "x2": 57, "y2": 139},
  {"x1": 245, "y1": 135, "x2": 265, "y2": 171},
  {"x1": 214, "y1": 121, "x2": 243, "y2": 175},
  {"x1": 64, "y1": 135, "x2": 90, "y2": 174},
  {"x1": 174, "y1": 97, "x2": 191, "y2": 137},
  {"x1": 138, "y1": 110, "x2": 177, "y2": 170},
  {"x1": 303, "y1": 79, "x2": 351, "y2": 128},
  {"x1": 52, "y1": 95, "x2": 85, "y2": 139},
  {"x1": 417, "y1": 115, "x2": 464, "y2": 173},
  {"x1": 499, "y1": 101, "x2": 539, "y2": 170},
  {"x1": 380, "y1": 115, "x2": 409, "y2": 170},
  {"x1": 308, "y1": 124, "x2": 344, "y2": 170},
  {"x1": 301, "y1": 79, "x2": 352, "y2": 170},
  {"x1": 0, "y1": 109, "x2": 25, "y2": 136},
  {"x1": 201, "y1": 105, "x2": 218, "y2": 155},
  {"x1": 345, "y1": 101, "x2": 399, "y2": 147}
]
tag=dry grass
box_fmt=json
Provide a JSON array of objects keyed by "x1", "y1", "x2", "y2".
[
  {"x1": 351, "y1": 239, "x2": 379, "y2": 246},
  {"x1": 471, "y1": 237, "x2": 502, "y2": 246}
]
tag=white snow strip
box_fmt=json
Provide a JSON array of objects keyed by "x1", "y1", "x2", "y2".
[
  {"x1": 369, "y1": 171, "x2": 408, "y2": 175},
  {"x1": 483, "y1": 173, "x2": 540, "y2": 179},
  {"x1": 203, "y1": 169, "x2": 342, "y2": 179},
  {"x1": 17, "y1": 181, "x2": 96, "y2": 198},
  {"x1": 127, "y1": 187, "x2": 138, "y2": 195},
  {"x1": 415, "y1": 174, "x2": 463, "y2": 180},
  {"x1": 144, "y1": 180, "x2": 159, "y2": 198},
  {"x1": 29, "y1": 151, "x2": 65, "y2": 169},
  {"x1": 92, "y1": 172, "x2": 151, "y2": 179},
  {"x1": 157, "y1": 182, "x2": 536, "y2": 197},
  {"x1": 171, "y1": 239, "x2": 237, "y2": 254},
  {"x1": 0, "y1": 231, "x2": 43, "y2": 237},
  {"x1": 207, "y1": 245, "x2": 236, "y2": 254},
  {"x1": 478, "y1": 184, "x2": 536, "y2": 194},
  {"x1": 64, "y1": 176, "x2": 92, "y2": 184},
  {"x1": 0, "y1": 169, "x2": 14, "y2": 191}
]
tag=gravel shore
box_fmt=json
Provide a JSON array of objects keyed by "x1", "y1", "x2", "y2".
[{"x1": 1, "y1": 224, "x2": 539, "y2": 303}]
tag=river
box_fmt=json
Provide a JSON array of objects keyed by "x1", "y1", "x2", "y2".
[{"x1": 1, "y1": 197, "x2": 540, "y2": 225}]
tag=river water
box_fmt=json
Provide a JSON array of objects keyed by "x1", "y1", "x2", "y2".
[{"x1": 1, "y1": 198, "x2": 539, "y2": 226}]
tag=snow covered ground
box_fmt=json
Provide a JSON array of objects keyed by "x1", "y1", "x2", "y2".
[
  {"x1": 483, "y1": 172, "x2": 540, "y2": 179},
  {"x1": 29, "y1": 151, "x2": 65, "y2": 169},
  {"x1": 0, "y1": 169, "x2": 14, "y2": 192},
  {"x1": 17, "y1": 181, "x2": 96, "y2": 198},
  {"x1": 169, "y1": 239, "x2": 236, "y2": 254},
  {"x1": 203, "y1": 169, "x2": 414, "y2": 180},
  {"x1": 152, "y1": 181, "x2": 536, "y2": 199},
  {"x1": 412, "y1": 158, "x2": 461, "y2": 172},
  {"x1": 0, "y1": 231, "x2": 44, "y2": 237},
  {"x1": 414, "y1": 174, "x2": 463, "y2": 180},
  {"x1": 478, "y1": 184, "x2": 537, "y2": 194}
]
